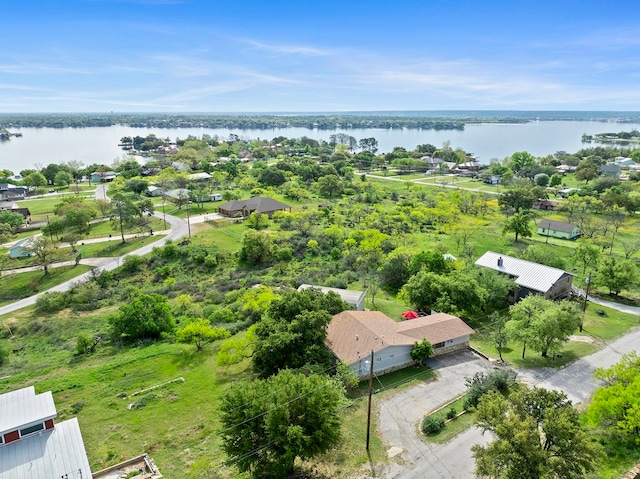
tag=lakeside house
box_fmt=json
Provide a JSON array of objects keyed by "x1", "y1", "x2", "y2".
[
  {"x1": 326, "y1": 311, "x2": 474, "y2": 378},
  {"x1": 536, "y1": 219, "x2": 580, "y2": 240},
  {"x1": 90, "y1": 171, "x2": 117, "y2": 183},
  {"x1": 599, "y1": 164, "x2": 621, "y2": 178},
  {"x1": 0, "y1": 386, "x2": 92, "y2": 478},
  {"x1": 475, "y1": 251, "x2": 574, "y2": 302}
]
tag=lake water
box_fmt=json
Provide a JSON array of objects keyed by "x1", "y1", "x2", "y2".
[{"x1": 1, "y1": 120, "x2": 640, "y2": 173}]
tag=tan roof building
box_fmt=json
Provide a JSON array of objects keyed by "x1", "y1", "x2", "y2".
[{"x1": 326, "y1": 311, "x2": 474, "y2": 378}]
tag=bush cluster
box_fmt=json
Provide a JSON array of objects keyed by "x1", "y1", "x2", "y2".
[{"x1": 464, "y1": 369, "x2": 517, "y2": 410}]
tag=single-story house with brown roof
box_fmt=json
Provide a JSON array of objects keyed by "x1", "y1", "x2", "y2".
[
  {"x1": 326, "y1": 311, "x2": 474, "y2": 378},
  {"x1": 218, "y1": 196, "x2": 291, "y2": 218}
]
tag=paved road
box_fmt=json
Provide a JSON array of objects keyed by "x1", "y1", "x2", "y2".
[
  {"x1": 378, "y1": 351, "x2": 496, "y2": 478},
  {"x1": 0, "y1": 211, "x2": 188, "y2": 316},
  {"x1": 376, "y1": 318, "x2": 640, "y2": 479}
]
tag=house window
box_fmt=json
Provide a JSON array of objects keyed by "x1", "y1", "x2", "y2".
[
  {"x1": 433, "y1": 342, "x2": 445, "y2": 348},
  {"x1": 376, "y1": 357, "x2": 381, "y2": 362},
  {"x1": 389, "y1": 354, "x2": 395, "y2": 359},
  {"x1": 19, "y1": 422, "x2": 44, "y2": 437},
  {"x1": 0, "y1": 435, "x2": 3, "y2": 444}
]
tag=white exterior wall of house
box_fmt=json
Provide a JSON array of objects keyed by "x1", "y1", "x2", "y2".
[{"x1": 351, "y1": 345, "x2": 412, "y2": 378}]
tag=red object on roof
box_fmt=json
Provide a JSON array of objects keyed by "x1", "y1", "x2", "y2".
[{"x1": 402, "y1": 311, "x2": 419, "y2": 319}]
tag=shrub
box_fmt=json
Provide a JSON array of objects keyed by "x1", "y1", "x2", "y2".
[
  {"x1": 35, "y1": 292, "x2": 68, "y2": 314},
  {"x1": 464, "y1": 369, "x2": 517, "y2": 409},
  {"x1": 0, "y1": 342, "x2": 9, "y2": 366},
  {"x1": 421, "y1": 415, "x2": 445, "y2": 435},
  {"x1": 121, "y1": 255, "x2": 143, "y2": 273},
  {"x1": 75, "y1": 333, "x2": 92, "y2": 355},
  {"x1": 446, "y1": 407, "x2": 457, "y2": 420}
]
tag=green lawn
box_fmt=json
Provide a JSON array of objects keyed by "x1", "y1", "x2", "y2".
[
  {"x1": 75, "y1": 235, "x2": 166, "y2": 258},
  {"x1": 470, "y1": 302, "x2": 638, "y2": 368},
  {"x1": 0, "y1": 265, "x2": 92, "y2": 305}
]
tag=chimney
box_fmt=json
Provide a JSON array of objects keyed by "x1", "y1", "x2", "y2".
[{"x1": 497, "y1": 256, "x2": 503, "y2": 267}]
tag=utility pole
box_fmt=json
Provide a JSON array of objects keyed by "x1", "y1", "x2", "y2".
[
  {"x1": 366, "y1": 349, "x2": 374, "y2": 451},
  {"x1": 581, "y1": 273, "x2": 591, "y2": 332}
]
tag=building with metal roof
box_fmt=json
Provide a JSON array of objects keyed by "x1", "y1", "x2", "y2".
[
  {"x1": 0, "y1": 386, "x2": 91, "y2": 479},
  {"x1": 475, "y1": 251, "x2": 573, "y2": 301},
  {"x1": 297, "y1": 284, "x2": 366, "y2": 311},
  {"x1": 536, "y1": 219, "x2": 580, "y2": 240}
]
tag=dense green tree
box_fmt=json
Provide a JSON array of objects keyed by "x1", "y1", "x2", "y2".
[
  {"x1": 533, "y1": 173, "x2": 549, "y2": 187},
  {"x1": 506, "y1": 296, "x2": 581, "y2": 358},
  {"x1": 408, "y1": 249, "x2": 450, "y2": 275},
  {"x1": 472, "y1": 387, "x2": 602, "y2": 479},
  {"x1": 317, "y1": 174, "x2": 342, "y2": 197},
  {"x1": 238, "y1": 229, "x2": 274, "y2": 265},
  {"x1": 110, "y1": 293, "x2": 174, "y2": 340},
  {"x1": 109, "y1": 193, "x2": 138, "y2": 243},
  {"x1": 520, "y1": 244, "x2": 566, "y2": 270},
  {"x1": 220, "y1": 370, "x2": 345, "y2": 477},
  {"x1": 400, "y1": 270, "x2": 487, "y2": 315},
  {"x1": 572, "y1": 241, "x2": 600, "y2": 275},
  {"x1": 508, "y1": 151, "x2": 537, "y2": 173},
  {"x1": 0, "y1": 210, "x2": 25, "y2": 232},
  {"x1": 53, "y1": 170, "x2": 74, "y2": 187},
  {"x1": 411, "y1": 339, "x2": 434, "y2": 364},
  {"x1": 245, "y1": 211, "x2": 269, "y2": 230},
  {"x1": 54, "y1": 198, "x2": 97, "y2": 233},
  {"x1": 125, "y1": 178, "x2": 149, "y2": 197},
  {"x1": 587, "y1": 352, "x2": 640, "y2": 444},
  {"x1": 252, "y1": 289, "x2": 348, "y2": 377},
  {"x1": 379, "y1": 252, "x2": 412, "y2": 290},
  {"x1": 502, "y1": 211, "x2": 532, "y2": 242},
  {"x1": 593, "y1": 256, "x2": 638, "y2": 297},
  {"x1": 176, "y1": 318, "x2": 230, "y2": 351},
  {"x1": 23, "y1": 172, "x2": 47, "y2": 187},
  {"x1": 258, "y1": 166, "x2": 286, "y2": 186},
  {"x1": 498, "y1": 185, "x2": 539, "y2": 212},
  {"x1": 0, "y1": 223, "x2": 14, "y2": 244}
]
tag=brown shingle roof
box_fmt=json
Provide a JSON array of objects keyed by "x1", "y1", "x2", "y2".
[{"x1": 325, "y1": 311, "x2": 474, "y2": 364}]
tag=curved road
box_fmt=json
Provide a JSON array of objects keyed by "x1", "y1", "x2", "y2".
[{"x1": 0, "y1": 211, "x2": 188, "y2": 316}]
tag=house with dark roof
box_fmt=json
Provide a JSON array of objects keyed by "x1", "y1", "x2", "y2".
[
  {"x1": 599, "y1": 163, "x2": 621, "y2": 178},
  {"x1": 217, "y1": 196, "x2": 291, "y2": 218},
  {"x1": 475, "y1": 251, "x2": 573, "y2": 302},
  {"x1": 326, "y1": 311, "x2": 474, "y2": 378},
  {"x1": 0, "y1": 386, "x2": 92, "y2": 478},
  {"x1": 536, "y1": 219, "x2": 580, "y2": 239}
]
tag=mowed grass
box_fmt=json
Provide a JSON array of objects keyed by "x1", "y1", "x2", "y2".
[
  {"x1": 0, "y1": 265, "x2": 92, "y2": 305},
  {"x1": 75, "y1": 234, "x2": 166, "y2": 258},
  {"x1": 0, "y1": 306, "x2": 252, "y2": 477},
  {"x1": 470, "y1": 303, "x2": 638, "y2": 368}
]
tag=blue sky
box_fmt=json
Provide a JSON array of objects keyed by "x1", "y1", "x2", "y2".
[{"x1": 2, "y1": 0, "x2": 640, "y2": 112}]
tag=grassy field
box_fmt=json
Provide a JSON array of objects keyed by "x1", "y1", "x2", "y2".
[
  {"x1": 75, "y1": 234, "x2": 166, "y2": 258},
  {"x1": 470, "y1": 302, "x2": 638, "y2": 368},
  {"x1": 0, "y1": 304, "x2": 435, "y2": 478},
  {"x1": 0, "y1": 265, "x2": 92, "y2": 305}
]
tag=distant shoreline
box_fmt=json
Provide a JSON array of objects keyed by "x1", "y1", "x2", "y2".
[{"x1": 1, "y1": 111, "x2": 640, "y2": 131}]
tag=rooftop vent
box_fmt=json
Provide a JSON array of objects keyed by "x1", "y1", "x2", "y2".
[{"x1": 497, "y1": 256, "x2": 504, "y2": 267}]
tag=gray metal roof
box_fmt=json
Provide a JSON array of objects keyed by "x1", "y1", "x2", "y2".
[
  {"x1": 0, "y1": 418, "x2": 92, "y2": 479},
  {"x1": 0, "y1": 387, "x2": 57, "y2": 435},
  {"x1": 297, "y1": 284, "x2": 365, "y2": 307},
  {"x1": 475, "y1": 251, "x2": 571, "y2": 293},
  {"x1": 536, "y1": 219, "x2": 578, "y2": 233}
]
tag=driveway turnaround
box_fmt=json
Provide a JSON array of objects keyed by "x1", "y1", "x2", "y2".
[{"x1": 377, "y1": 324, "x2": 640, "y2": 479}]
